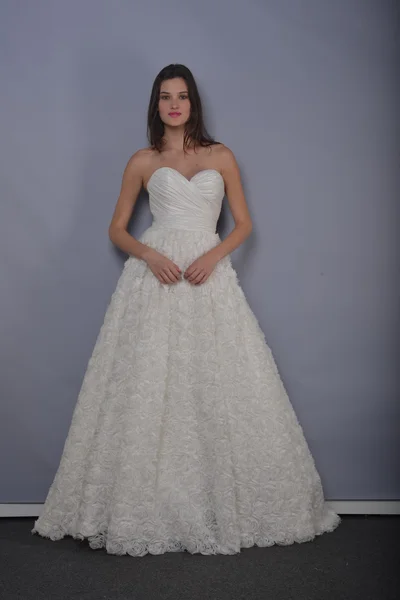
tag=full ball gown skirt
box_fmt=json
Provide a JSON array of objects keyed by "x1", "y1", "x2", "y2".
[{"x1": 31, "y1": 167, "x2": 341, "y2": 556}]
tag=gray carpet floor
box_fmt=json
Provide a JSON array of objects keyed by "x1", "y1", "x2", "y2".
[{"x1": 0, "y1": 516, "x2": 398, "y2": 600}]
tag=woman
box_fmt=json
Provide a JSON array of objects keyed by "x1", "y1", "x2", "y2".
[{"x1": 32, "y1": 64, "x2": 341, "y2": 556}]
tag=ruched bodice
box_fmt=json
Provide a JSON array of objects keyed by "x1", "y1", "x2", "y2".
[{"x1": 147, "y1": 167, "x2": 225, "y2": 233}]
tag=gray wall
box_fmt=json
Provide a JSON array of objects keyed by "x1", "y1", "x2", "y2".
[{"x1": 1, "y1": 0, "x2": 399, "y2": 502}]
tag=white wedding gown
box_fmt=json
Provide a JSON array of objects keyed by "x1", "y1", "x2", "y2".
[{"x1": 32, "y1": 167, "x2": 341, "y2": 556}]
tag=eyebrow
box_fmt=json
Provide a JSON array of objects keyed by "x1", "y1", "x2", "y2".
[{"x1": 160, "y1": 90, "x2": 188, "y2": 94}]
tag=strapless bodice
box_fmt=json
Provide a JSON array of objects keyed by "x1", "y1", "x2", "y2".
[{"x1": 147, "y1": 167, "x2": 225, "y2": 233}]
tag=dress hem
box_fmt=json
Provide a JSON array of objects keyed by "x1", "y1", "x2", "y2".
[{"x1": 31, "y1": 511, "x2": 341, "y2": 557}]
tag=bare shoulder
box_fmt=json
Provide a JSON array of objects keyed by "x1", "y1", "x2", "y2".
[
  {"x1": 213, "y1": 143, "x2": 237, "y2": 171},
  {"x1": 212, "y1": 144, "x2": 251, "y2": 229},
  {"x1": 124, "y1": 147, "x2": 154, "y2": 176},
  {"x1": 212, "y1": 143, "x2": 240, "y2": 176}
]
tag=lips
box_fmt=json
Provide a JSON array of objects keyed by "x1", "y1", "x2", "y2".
[{"x1": 168, "y1": 112, "x2": 181, "y2": 117}]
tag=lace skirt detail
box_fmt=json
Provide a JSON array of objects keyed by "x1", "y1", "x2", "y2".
[{"x1": 31, "y1": 226, "x2": 340, "y2": 555}]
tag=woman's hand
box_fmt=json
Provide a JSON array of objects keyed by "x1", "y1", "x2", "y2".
[
  {"x1": 143, "y1": 248, "x2": 182, "y2": 284},
  {"x1": 184, "y1": 252, "x2": 219, "y2": 285}
]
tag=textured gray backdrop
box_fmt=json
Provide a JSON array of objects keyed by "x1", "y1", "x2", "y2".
[{"x1": 1, "y1": 0, "x2": 399, "y2": 502}]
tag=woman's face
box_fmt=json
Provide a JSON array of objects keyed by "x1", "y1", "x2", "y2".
[{"x1": 158, "y1": 77, "x2": 191, "y2": 127}]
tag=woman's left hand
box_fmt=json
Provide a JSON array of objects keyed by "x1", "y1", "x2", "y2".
[{"x1": 184, "y1": 252, "x2": 219, "y2": 285}]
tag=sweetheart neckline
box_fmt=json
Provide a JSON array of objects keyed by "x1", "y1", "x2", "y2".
[{"x1": 146, "y1": 167, "x2": 224, "y2": 191}]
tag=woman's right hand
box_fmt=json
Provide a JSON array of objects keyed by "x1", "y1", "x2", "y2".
[{"x1": 143, "y1": 248, "x2": 182, "y2": 284}]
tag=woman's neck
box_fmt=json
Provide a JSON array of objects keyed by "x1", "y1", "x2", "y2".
[{"x1": 161, "y1": 127, "x2": 193, "y2": 153}]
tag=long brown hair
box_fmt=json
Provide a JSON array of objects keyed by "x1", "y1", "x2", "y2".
[{"x1": 147, "y1": 64, "x2": 220, "y2": 153}]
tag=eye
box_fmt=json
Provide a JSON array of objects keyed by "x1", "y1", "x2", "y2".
[{"x1": 160, "y1": 95, "x2": 188, "y2": 101}]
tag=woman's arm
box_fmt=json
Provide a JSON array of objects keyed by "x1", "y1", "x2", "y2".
[
  {"x1": 208, "y1": 145, "x2": 253, "y2": 262},
  {"x1": 108, "y1": 150, "x2": 152, "y2": 261}
]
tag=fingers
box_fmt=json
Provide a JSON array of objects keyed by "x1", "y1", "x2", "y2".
[
  {"x1": 195, "y1": 272, "x2": 208, "y2": 285},
  {"x1": 159, "y1": 270, "x2": 176, "y2": 284},
  {"x1": 186, "y1": 269, "x2": 208, "y2": 285},
  {"x1": 159, "y1": 271, "x2": 171, "y2": 284},
  {"x1": 156, "y1": 263, "x2": 209, "y2": 286},
  {"x1": 185, "y1": 268, "x2": 200, "y2": 282},
  {"x1": 159, "y1": 265, "x2": 181, "y2": 284},
  {"x1": 192, "y1": 272, "x2": 203, "y2": 284},
  {"x1": 165, "y1": 267, "x2": 181, "y2": 283},
  {"x1": 159, "y1": 270, "x2": 208, "y2": 286},
  {"x1": 170, "y1": 264, "x2": 182, "y2": 279}
]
